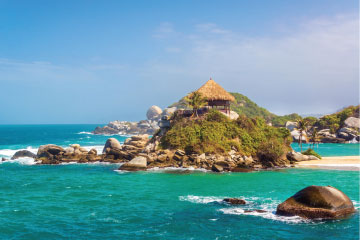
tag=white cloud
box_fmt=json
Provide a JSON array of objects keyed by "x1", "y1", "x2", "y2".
[{"x1": 150, "y1": 14, "x2": 359, "y2": 115}]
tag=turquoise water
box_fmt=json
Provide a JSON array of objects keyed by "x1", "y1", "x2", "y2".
[
  {"x1": 0, "y1": 164, "x2": 359, "y2": 239},
  {"x1": 291, "y1": 143, "x2": 360, "y2": 157},
  {"x1": 0, "y1": 125, "x2": 359, "y2": 239}
]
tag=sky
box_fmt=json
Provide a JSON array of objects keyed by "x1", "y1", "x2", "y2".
[{"x1": 0, "y1": 0, "x2": 358, "y2": 124}]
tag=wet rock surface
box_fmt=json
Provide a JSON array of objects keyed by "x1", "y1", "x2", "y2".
[
  {"x1": 223, "y1": 198, "x2": 246, "y2": 205},
  {"x1": 276, "y1": 186, "x2": 356, "y2": 219},
  {"x1": 11, "y1": 150, "x2": 36, "y2": 160}
]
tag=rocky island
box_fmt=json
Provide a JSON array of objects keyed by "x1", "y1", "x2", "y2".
[{"x1": 9, "y1": 79, "x2": 322, "y2": 172}]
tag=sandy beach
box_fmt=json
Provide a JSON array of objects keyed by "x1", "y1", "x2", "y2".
[{"x1": 296, "y1": 156, "x2": 360, "y2": 170}]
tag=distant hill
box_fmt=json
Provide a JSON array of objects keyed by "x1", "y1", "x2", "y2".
[{"x1": 169, "y1": 92, "x2": 301, "y2": 126}]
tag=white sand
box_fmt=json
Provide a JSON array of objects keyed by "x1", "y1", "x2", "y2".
[{"x1": 296, "y1": 156, "x2": 360, "y2": 170}]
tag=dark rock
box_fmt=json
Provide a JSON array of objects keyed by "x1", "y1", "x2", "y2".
[
  {"x1": 321, "y1": 137, "x2": 346, "y2": 143},
  {"x1": 244, "y1": 209, "x2": 267, "y2": 213},
  {"x1": 93, "y1": 126, "x2": 119, "y2": 135},
  {"x1": 2, "y1": 157, "x2": 7, "y2": 161},
  {"x1": 11, "y1": 150, "x2": 36, "y2": 160},
  {"x1": 212, "y1": 164, "x2": 223, "y2": 172},
  {"x1": 37, "y1": 145, "x2": 65, "y2": 158},
  {"x1": 223, "y1": 198, "x2": 246, "y2": 205},
  {"x1": 276, "y1": 185, "x2": 356, "y2": 219}
]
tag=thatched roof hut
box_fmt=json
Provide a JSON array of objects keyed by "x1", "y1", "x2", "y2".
[
  {"x1": 196, "y1": 79, "x2": 235, "y2": 102},
  {"x1": 196, "y1": 78, "x2": 235, "y2": 114}
]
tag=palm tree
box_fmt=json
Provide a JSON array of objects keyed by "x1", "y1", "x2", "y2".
[
  {"x1": 311, "y1": 128, "x2": 319, "y2": 149},
  {"x1": 297, "y1": 119, "x2": 309, "y2": 152},
  {"x1": 184, "y1": 91, "x2": 207, "y2": 117}
]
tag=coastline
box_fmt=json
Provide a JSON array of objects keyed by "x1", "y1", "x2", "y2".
[{"x1": 296, "y1": 156, "x2": 360, "y2": 171}]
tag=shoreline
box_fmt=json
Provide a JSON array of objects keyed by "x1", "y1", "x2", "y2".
[{"x1": 296, "y1": 156, "x2": 360, "y2": 171}]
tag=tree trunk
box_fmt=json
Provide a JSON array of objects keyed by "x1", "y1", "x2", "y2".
[{"x1": 299, "y1": 130, "x2": 303, "y2": 152}]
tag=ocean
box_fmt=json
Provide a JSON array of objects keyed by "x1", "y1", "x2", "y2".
[{"x1": 0, "y1": 124, "x2": 359, "y2": 239}]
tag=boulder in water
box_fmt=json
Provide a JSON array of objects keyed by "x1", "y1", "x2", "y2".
[
  {"x1": 103, "y1": 138, "x2": 122, "y2": 153},
  {"x1": 276, "y1": 185, "x2": 356, "y2": 219},
  {"x1": 11, "y1": 150, "x2": 36, "y2": 160},
  {"x1": 119, "y1": 156, "x2": 147, "y2": 171},
  {"x1": 223, "y1": 198, "x2": 246, "y2": 205},
  {"x1": 37, "y1": 145, "x2": 65, "y2": 158}
]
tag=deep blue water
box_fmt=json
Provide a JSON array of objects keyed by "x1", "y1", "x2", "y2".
[{"x1": 0, "y1": 125, "x2": 359, "y2": 239}]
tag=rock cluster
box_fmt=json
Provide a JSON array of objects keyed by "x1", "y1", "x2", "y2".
[
  {"x1": 285, "y1": 116, "x2": 360, "y2": 143},
  {"x1": 93, "y1": 106, "x2": 177, "y2": 136},
  {"x1": 36, "y1": 144, "x2": 101, "y2": 164},
  {"x1": 276, "y1": 186, "x2": 356, "y2": 219},
  {"x1": 103, "y1": 135, "x2": 149, "y2": 162},
  {"x1": 137, "y1": 146, "x2": 293, "y2": 172}
]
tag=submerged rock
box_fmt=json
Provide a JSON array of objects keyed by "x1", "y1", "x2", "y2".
[
  {"x1": 276, "y1": 185, "x2": 356, "y2": 219},
  {"x1": 244, "y1": 209, "x2": 267, "y2": 213},
  {"x1": 223, "y1": 198, "x2": 246, "y2": 205},
  {"x1": 11, "y1": 150, "x2": 36, "y2": 160}
]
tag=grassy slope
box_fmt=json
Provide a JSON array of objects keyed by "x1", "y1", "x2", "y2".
[{"x1": 160, "y1": 110, "x2": 292, "y2": 156}]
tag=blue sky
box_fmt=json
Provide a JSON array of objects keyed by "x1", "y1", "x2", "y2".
[{"x1": 0, "y1": 0, "x2": 358, "y2": 124}]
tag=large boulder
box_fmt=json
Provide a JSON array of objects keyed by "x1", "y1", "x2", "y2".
[
  {"x1": 290, "y1": 130, "x2": 307, "y2": 142},
  {"x1": 286, "y1": 121, "x2": 298, "y2": 131},
  {"x1": 344, "y1": 117, "x2": 360, "y2": 130},
  {"x1": 146, "y1": 105, "x2": 162, "y2": 120},
  {"x1": 318, "y1": 129, "x2": 336, "y2": 138},
  {"x1": 337, "y1": 127, "x2": 358, "y2": 141},
  {"x1": 37, "y1": 145, "x2": 64, "y2": 158},
  {"x1": 276, "y1": 186, "x2": 356, "y2": 219},
  {"x1": 118, "y1": 156, "x2": 147, "y2": 171},
  {"x1": 286, "y1": 152, "x2": 318, "y2": 162},
  {"x1": 103, "y1": 138, "x2": 122, "y2": 153},
  {"x1": 11, "y1": 150, "x2": 36, "y2": 160}
]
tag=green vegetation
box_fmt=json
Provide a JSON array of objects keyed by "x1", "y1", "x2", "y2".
[
  {"x1": 302, "y1": 148, "x2": 322, "y2": 159},
  {"x1": 315, "y1": 105, "x2": 359, "y2": 133},
  {"x1": 271, "y1": 113, "x2": 302, "y2": 127},
  {"x1": 184, "y1": 91, "x2": 207, "y2": 117},
  {"x1": 159, "y1": 110, "x2": 292, "y2": 163},
  {"x1": 170, "y1": 92, "x2": 301, "y2": 126}
]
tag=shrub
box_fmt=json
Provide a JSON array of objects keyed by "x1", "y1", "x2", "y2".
[
  {"x1": 159, "y1": 110, "x2": 292, "y2": 160},
  {"x1": 302, "y1": 148, "x2": 322, "y2": 159}
]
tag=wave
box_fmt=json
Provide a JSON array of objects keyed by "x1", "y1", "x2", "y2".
[
  {"x1": 147, "y1": 167, "x2": 209, "y2": 172},
  {"x1": 219, "y1": 207, "x2": 307, "y2": 224},
  {"x1": 179, "y1": 195, "x2": 355, "y2": 224},
  {"x1": 179, "y1": 195, "x2": 226, "y2": 204},
  {"x1": 77, "y1": 131, "x2": 94, "y2": 135},
  {"x1": 1, "y1": 157, "x2": 37, "y2": 165},
  {"x1": 0, "y1": 145, "x2": 104, "y2": 159},
  {"x1": 0, "y1": 146, "x2": 38, "y2": 158}
]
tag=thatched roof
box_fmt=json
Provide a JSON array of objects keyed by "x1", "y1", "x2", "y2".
[{"x1": 196, "y1": 79, "x2": 235, "y2": 102}]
